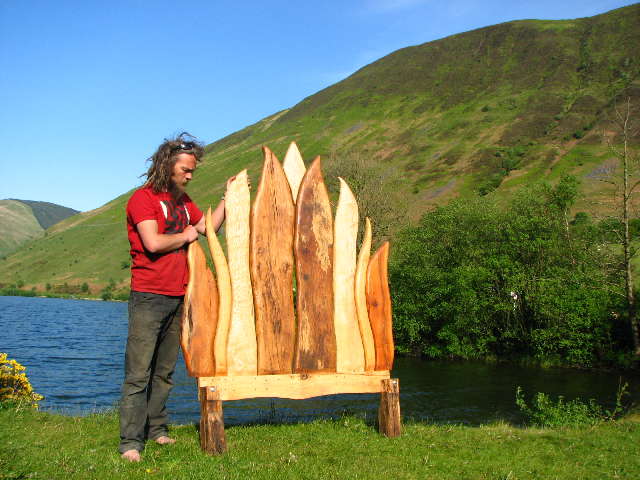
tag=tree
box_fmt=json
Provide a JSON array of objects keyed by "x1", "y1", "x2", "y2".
[{"x1": 603, "y1": 97, "x2": 640, "y2": 356}]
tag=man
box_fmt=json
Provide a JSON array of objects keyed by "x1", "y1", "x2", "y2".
[{"x1": 119, "y1": 133, "x2": 232, "y2": 462}]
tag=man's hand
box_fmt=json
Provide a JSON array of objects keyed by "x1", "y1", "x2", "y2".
[{"x1": 182, "y1": 225, "x2": 198, "y2": 243}]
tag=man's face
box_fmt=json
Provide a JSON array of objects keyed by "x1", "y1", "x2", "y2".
[{"x1": 170, "y1": 153, "x2": 197, "y2": 193}]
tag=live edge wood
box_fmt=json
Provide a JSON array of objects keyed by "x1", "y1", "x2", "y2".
[
  {"x1": 355, "y1": 217, "x2": 376, "y2": 372},
  {"x1": 205, "y1": 208, "x2": 231, "y2": 376},
  {"x1": 294, "y1": 156, "x2": 336, "y2": 373},
  {"x1": 378, "y1": 378, "x2": 401, "y2": 438},
  {"x1": 182, "y1": 241, "x2": 218, "y2": 377},
  {"x1": 225, "y1": 169, "x2": 257, "y2": 375},
  {"x1": 198, "y1": 372, "x2": 390, "y2": 401},
  {"x1": 199, "y1": 386, "x2": 227, "y2": 455},
  {"x1": 251, "y1": 147, "x2": 296, "y2": 374},
  {"x1": 333, "y1": 177, "x2": 365, "y2": 373},
  {"x1": 366, "y1": 242, "x2": 394, "y2": 371}
]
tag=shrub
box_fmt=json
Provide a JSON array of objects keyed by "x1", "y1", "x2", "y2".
[
  {"x1": 515, "y1": 383, "x2": 628, "y2": 427},
  {"x1": 0, "y1": 353, "x2": 43, "y2": 409}
]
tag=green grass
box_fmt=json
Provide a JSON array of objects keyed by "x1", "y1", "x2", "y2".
[{"x1": 1, "y1": 407, "x2": 639, "y2": 479}]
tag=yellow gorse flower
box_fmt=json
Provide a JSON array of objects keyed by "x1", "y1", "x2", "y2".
[{"x1": 0, "y1": 352, "x2": 44, "y2": 408}]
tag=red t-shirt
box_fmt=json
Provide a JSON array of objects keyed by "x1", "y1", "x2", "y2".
[{"x1": 126, "y1": 187, "x2": 203, "y2": 296}]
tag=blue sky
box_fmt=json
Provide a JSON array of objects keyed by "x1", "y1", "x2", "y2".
[{"x1": 1, "y1": 0, "x2": 636, "y2": 212}]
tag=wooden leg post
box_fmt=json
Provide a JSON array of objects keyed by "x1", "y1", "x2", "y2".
[
  {"x1": 378, "y1": 378, "x2": 401, "y2": 437},
  {"x1": 199, "y1": 386, "x2": 227, "y2": 454}
]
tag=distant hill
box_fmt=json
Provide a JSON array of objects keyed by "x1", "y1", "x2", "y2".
[
  {"x1": 0, "y1": 4, "x2": 638, "y2": 290},
  {"x1": 12, "y1": 200, "x2": 79, "y2": 230},
  {"x1": 0, "y1": 199, "x2": 79, "y2": 257}
]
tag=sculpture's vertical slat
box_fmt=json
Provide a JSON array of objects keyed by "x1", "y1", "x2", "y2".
[
  {"x1": 181, "y1": 241, "x2": 218, "y2": 377},
  {"x1": 294, "y1": 156, "x2": 336, "y2": 373},
  {"x1": 283, "y1": 141, "x2": 306, "y2": 203},
  {"x1": 366, "y1": 242, "x2": 394, "y2": 371},
  {"x1": 333, "y1": 177, "x2": 365, "y2": 373},
  {"x1": 206, "y1": 208, "x2": 232, "y2": 376},
  {"x1": 225, "y1": 170, "x2": 257, "y2": 375},
  {"x1": 355, "y1": 217, "x2": 375, "y2": 372},
  {"x1": 250, "y1": 147, "x2": 296, "y2": 374}
]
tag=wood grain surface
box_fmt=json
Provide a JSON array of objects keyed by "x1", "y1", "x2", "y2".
[
  {"x1": 366, "y1": 241, "x2": 394, "y2": 371},
  {"x1": 333, "y1": 177, "x2": 365, "y2": 373},
  {"x1": 225, "y1": 169, "x2": 257, "y2": 375},
  {"x1": 282, "y1": 141, "x2": 306, "y2": 203},
  {"x1": 355, "y1": 217, "x2": 376, "y2": 372},
  {"x1": 293, "y1": 156, "x2": 336, "y2": 373},
  {"x1": 181, "y1": 241, "x2": 218, "y2": 377},
  {"x1": 205, "y1": 207, "x2": 231, "y2": 376},
  {"x1": 198, "y1": 371, "x2": 390, "y2": 400},
  {"x1": 250, "y1": 147, "x2": 296, "y2": 374}
]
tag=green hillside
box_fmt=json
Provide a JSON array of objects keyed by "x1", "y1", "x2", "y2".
[
  {"x1": 15, "y1": 199, "x2": 79, "y2": 229},
  {"x1": 0, "y1": 199, "x2": 80, "y2": 259},
  {"x1": 1, "y1": 4, "x2": 639, "y2": 292},
  {"x1": 0, "y1": 200, "x2": 43, "y2": 257}
]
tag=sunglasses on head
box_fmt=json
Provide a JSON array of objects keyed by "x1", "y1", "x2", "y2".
[{"x1": 173, "y1": 141, "x2": 196, "y2": 151}]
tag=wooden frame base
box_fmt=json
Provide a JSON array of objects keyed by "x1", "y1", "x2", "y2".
[
  {"x1": 198, "y1": 371, "x2": 390, "y2": 401},
  {"x1": 197, "y1": 374, "x2": 401, "y2": 454}
]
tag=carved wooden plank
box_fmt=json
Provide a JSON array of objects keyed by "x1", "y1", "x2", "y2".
[
  {"x1": 205, "y1": 207, "x2": 231, "y2": 376},
  {"x1": 333, "y1": 177, "x2": 365, "y2": 373},
  {"x1": 283, "y1": 141, "x2": 306, "y2": 203},
  {"x1": 366, "y1": 241, "x2": 394, "y2": 371},
  {"x1": 199, "y1": 372, "x2": 390, "y2": 400},
  {"x1": 225, "y1": 169, "x2": 257, "y2": 375},
  {"x1": 181, "y1": 241, "x2": 218, "y2": 377},
  {"x1": 294, "y1": 156, "x2": 336, "y2": 373},
  {"x1": 250, "y1": 147, "x2": 296, "y2": 375},
  {"x1": 355, "y1": 217, "x2": 376, "y2": 372}
]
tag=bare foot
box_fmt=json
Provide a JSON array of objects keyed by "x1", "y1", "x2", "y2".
[
  {"x1": 154, "y1": 436, "x2": 176, "y2": 445},
  {"x1": 121, "y1": 449, "x2": 141, "y2": 462}
]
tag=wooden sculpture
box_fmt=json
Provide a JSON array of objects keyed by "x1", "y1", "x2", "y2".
[{"x1": 182, "y1": 142, "x2": 400, "y2": 455}]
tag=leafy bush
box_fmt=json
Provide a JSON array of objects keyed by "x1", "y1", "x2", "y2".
[
  {"x1": 390, "y1": 176, "x2": 624, "y2": 365},
  {"x1": 515, "y1": 383, "x2": 628, "y2": 427},
  {"x1": 0, "y1": 353, "x2": 43, "y2": 409}
]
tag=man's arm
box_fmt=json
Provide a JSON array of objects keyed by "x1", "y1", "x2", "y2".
[
  {"x1": 193, "y1": 176, "x2": 238, "y2": 235},
  {"x1": 137, "y1": 220, "x2": 198, "y2": 253}
]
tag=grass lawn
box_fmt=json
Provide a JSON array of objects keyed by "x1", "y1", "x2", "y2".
[{"x1": 1, "y1": 406, "x2": 639, "y2": 479}]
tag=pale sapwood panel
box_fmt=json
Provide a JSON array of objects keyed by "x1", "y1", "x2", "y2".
[
  {"x1": 206, "y1": 208, "x2": 232, "y2": 376},
  {"x1": 225, "y1": 169, "x2": 257, "y2": 375},
  {"x1": 198, "y1": 372, "x2": 390, "y2": 400},
  {"x1": 250, "y1": 147, "x2": 296, "y2": 375},
  {"x1": 294, "y1": 156, "x2": 336, "y2": 373},
  {"x1": 333, "y1": 177, "x2": 366, "y2": 373},
  {"x1": 366, "y1": 242, "x2": 394, "y2": 371},
  {"x1": 355, "y1": 217, "x2": 376, "y2": 372},
  {"x1": 181, "y1": 241, "x2": 218, "y2": 377},
  {"x1": 282, "y1": 141, "x2": 306, "y2": 203}
]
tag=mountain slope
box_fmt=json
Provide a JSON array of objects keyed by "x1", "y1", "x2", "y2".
[
  {"x1": 14, "y1": 200, "x2": 80, "y2": 230},
  {"x1": 1, "y1": 4, "x2": 639, "y2": 290},
  {"x1": 0, "y1": 200, "x2": 43, "y2": 257},
  {"x1": 0, "y1": 200, "x2": 80, "y2": 258}
]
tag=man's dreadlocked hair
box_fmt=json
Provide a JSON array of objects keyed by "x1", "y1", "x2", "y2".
[{"x1": 144, "y1": 132, "x2": 205, "y2": 193}]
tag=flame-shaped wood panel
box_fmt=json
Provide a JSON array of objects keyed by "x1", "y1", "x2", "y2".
[
  {"x1": 283, "y1": 141, "x2": 306, "y2": 203},
  {"x1": 205, "y1": 208, "x2": 231, "y2": 376},
  {"x1": 250, "y1": 147, "x2": 296, "y2": 374},
  {"x1": 293, "y1": 156, "x2": 336, "y2": 373},
  {"x1": 333, "y1": 177, "x2": 365, "y2": 373},
  {"x1": 355, "y1": 217, "x2": 375, "y2": 372},
  {"x1": 225, "y1": 169, "x2": 257, "y2": 375},
  {"x1": 366, "y1": 242, "x2": 394, "y2": 371},
  {"x1": 181, "y1": 241, "x2": 218, "y2": 377}
]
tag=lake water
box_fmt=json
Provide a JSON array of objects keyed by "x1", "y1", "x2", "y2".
[{"x1": 2, "y1": 295, "x2": 639, "y2": 426}]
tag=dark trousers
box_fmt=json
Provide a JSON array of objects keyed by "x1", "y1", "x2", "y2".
[{"x1": 119, "y1": 291, "x2": 183, "y2": 453}]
